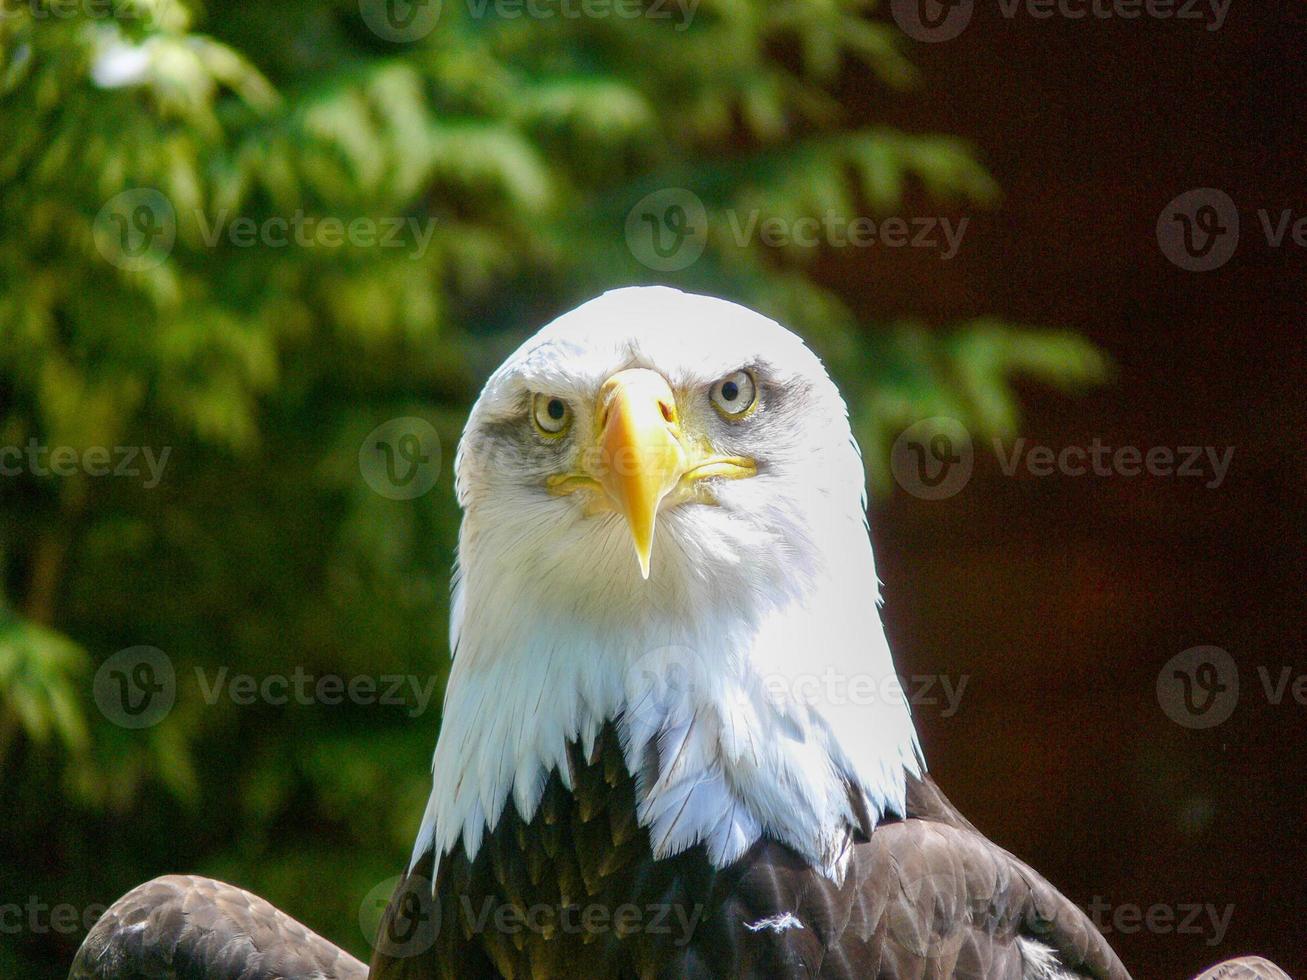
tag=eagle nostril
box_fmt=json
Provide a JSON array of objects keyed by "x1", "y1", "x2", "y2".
[{"x1": 659, "y1": 400, "x2": 676, "y2": 424}]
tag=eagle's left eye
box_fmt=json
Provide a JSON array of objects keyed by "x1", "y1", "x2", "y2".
[
  {"x1": 710, "y1": 370, "x2": 757, "y2": 418},
  {"x1": 532, "y1": 394, "x2": 572, "y2": 436}
]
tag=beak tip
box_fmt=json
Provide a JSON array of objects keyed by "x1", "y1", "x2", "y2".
[{"x1": 637, "y1": 550, "x2": 652, "y2": 580}]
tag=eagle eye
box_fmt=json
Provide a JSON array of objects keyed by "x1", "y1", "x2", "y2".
[
  {"x1": 532, "y1": 394, "x2": 572, "y2": 436},
  {"x1": 709, "y1": 370, "x2": 758, "y2": 419}
]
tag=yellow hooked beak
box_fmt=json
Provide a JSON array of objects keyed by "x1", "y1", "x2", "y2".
[
  {"x1": 595, "y1": 369, "x2": 685, "y2": 579},
  {"x1": 547, "y1": 368, "x2": 755, "y2": 579}
]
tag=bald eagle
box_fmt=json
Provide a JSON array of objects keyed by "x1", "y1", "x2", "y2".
[{"x1": 71, "y1": 288, "x2": 1286, "y2": 980}]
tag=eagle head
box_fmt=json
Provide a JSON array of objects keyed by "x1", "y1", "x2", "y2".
[{"x1": 416, "y1": 286, "x2": 922, "y2": 880}]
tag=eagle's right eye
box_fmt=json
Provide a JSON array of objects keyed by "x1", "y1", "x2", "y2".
[
  {"x1": 709, "y1": 370, "x2": 758, "y2": 419},
  {"x1": 532, "y1": 394, "x2": 572, "y2": 436}
]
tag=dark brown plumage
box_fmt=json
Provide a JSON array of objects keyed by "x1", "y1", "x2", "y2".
[
  {"x1": 69, "y1": 873, "x2": 366, "y2": 979},
  {"x1": 368, "y1": 724, "x2": 1128, "y2": 980}
]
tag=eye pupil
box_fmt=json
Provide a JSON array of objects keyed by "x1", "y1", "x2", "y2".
[
  {"x1": 533, "y1": 394, "x2": 571, "y2": 435},
  {"x1": 711, "y1": 371, "x2": 756, "y2": 418}
]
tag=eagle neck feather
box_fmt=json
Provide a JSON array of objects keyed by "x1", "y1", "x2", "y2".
[{"x1": 414, "y1": 505, "x2": 924, "y2": 883}]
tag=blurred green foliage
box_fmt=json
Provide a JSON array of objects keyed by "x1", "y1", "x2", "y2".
[{"x1": 0, "y1": 0, "x2": 1108, "y2": 973}]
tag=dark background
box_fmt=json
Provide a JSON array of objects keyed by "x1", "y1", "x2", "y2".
[{"x1": 864, "y1": 5, "x2": 1305, "y2": 977}]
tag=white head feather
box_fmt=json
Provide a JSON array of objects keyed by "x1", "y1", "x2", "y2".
[{"x1": 412, "y1": 285, "x2": 923, "y2": 881}]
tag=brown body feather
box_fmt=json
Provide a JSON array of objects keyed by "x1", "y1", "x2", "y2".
[
  {"x1": 369, "y1": 724, "x2": 1130, "y2": 980},
  {"x1": 69, "y1": 873, "x2": 368, "y2": 980}
]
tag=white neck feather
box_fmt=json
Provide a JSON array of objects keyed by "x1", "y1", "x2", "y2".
[{"x1": 412, "y1": 491, "x2": 923, "y2": 882}]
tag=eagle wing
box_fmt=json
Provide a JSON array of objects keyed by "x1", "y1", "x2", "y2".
[
  {"x1": 68, "y1": 873, "x2": 366, "y2": 980},
  {"x1": 1191, "y1": 959, "x2": 1293, "y2": 980},
  {"x1": 708, "y1": 774, "x2": 1131, "y2": 979}
]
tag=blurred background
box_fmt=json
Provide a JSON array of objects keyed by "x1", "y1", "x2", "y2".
[{"x1": 0, "y1": 0, "x2": 1302, "y2": 977}]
